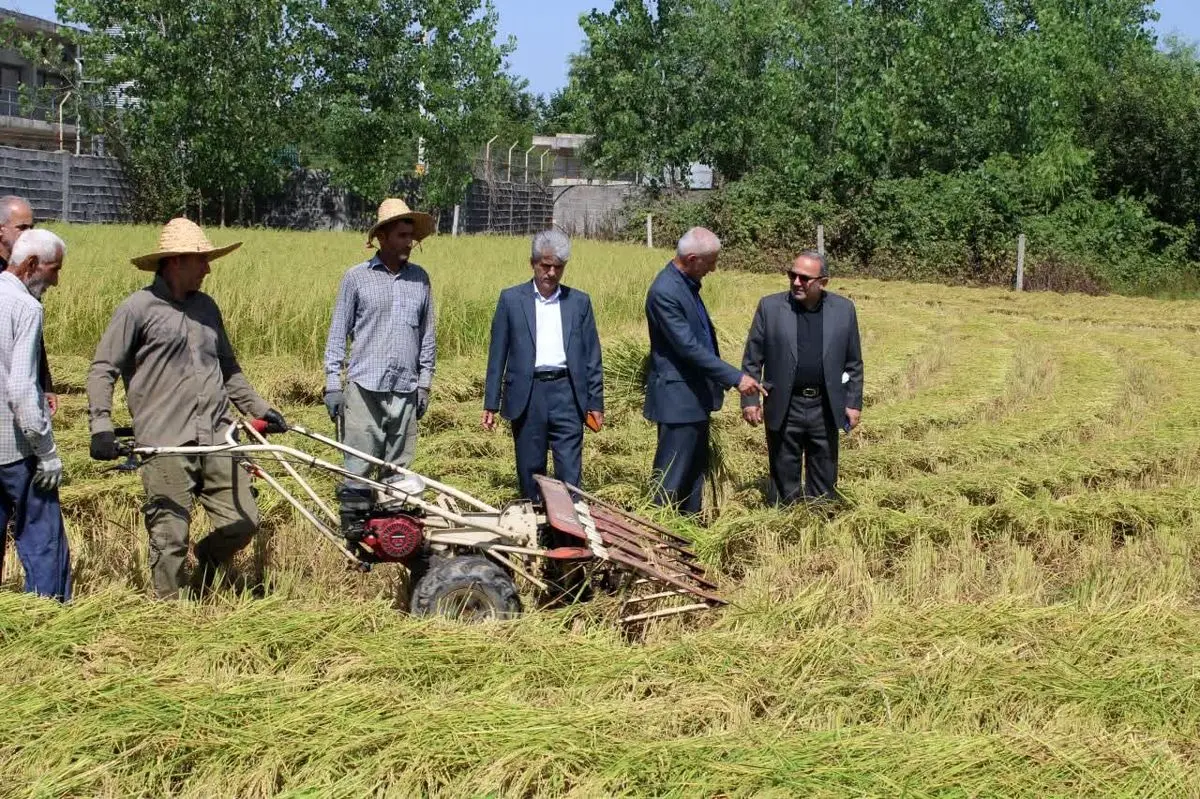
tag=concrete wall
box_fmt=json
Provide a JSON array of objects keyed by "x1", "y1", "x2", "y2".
[
  {"x1": 551, "y1": 184, "x2": 639, "y2": 238},
  {"x1": 458, "y1": 179, "x2": 553, "y2": 235},
  {"x1": 257, "y1": 168, "x2": 374, "y2": 232},
  {"x1": 0, "y1": 145, "x2": 129, "y2": 223}
]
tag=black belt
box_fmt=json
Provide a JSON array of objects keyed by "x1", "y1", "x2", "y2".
[
  {"x1": 534, "y1": 368, "x2": 568, "y2": 381},
  {"x1": 794, "y1": 385, "x2": 822, "y2": 398}
]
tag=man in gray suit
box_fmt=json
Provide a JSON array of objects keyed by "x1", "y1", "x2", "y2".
[{"x1": 741, "y1": 250, "x2": 863, "y2": 505}]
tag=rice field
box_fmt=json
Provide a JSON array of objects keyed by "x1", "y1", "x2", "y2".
[{"x1": 4, "y1": 223, "x2": 1200, "y2": 796}]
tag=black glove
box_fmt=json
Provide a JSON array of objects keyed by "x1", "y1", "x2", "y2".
[
  {"x1": 261, "y1": 409, "x2": 289, "y2": 434},
  {"x1": 417, "y1": 387, "x2": 430, "y2": 420},
  {"x1": 90, "y1": 430, "x2": 120, "y2": 461},
  {"x1": 324, "y1": 390, "x2": 344, "y2": 422}
]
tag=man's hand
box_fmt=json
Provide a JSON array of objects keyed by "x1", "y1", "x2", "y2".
[
  {"x1": 587, "y1": 410, "x2": 604, "y2": 432},
  {"x1": 742, "y1": 406, "x2": 763, "y2": 426},
  {"x1": 417, "y1": 387, "x2": 430, "y2": 420},
  {"x1": 845, "y1": 408, "x2": 861, "y2": 429},
  {"x1": 33, "y1": 455, "x2": 62, "y2": 491},
  {"x1": 261, "y1": 409, "x2": 289, "y2": 434},
  {"x1": 46, "y1": 393, "x2": 57, "y2": 417},
  {"x1": 90, "y1": 431, "x2": 120, "y2": 461},
  {"x1": 323, "y1": 389, "x2": 344, "y2": 422},
  {"x1": 481, "y1": 410, "x2": 497, "y2": 432},
  {"x1": 737, "y1": 374, "x2": 765, "y2": 397}
]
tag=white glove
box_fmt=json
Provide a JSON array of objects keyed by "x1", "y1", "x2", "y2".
[{"x1": 34, "y1": 454, "x2": 62, "y2": 492}]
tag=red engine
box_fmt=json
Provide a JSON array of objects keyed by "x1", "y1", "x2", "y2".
[{"x1": 361, "y1": 513, "x2": 425, "y2": 561}]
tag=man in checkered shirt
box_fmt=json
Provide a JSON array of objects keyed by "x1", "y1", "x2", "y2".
[
  {"x1": 0, "y1": 229, "x2": 70, "y2": 601},
  {"x1": 323, "y1": 199, "x2": 437, "y2": 518}
]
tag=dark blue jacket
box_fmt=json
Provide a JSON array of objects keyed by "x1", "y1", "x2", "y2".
[
  {"x1": 643, "y1": 263, "x2": 742, "y2": 424},
  {"x1": 484, "y1": 282, "x2": 604, "y2": 421}
]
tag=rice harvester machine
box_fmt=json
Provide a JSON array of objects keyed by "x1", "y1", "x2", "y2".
[{"x1": 115, "y1": 419, "x2": 727, "y2": 624}]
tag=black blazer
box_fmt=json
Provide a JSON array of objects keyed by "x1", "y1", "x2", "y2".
[
  {"x1": 643, "y1": 263, "x2": 743, "y2": 424},
  {"x1": 484, "y1": 282, "x2": 604, "y2": 421},
  {"x1": 740, "y1": 290, "x2": 864, "y2": 431}
]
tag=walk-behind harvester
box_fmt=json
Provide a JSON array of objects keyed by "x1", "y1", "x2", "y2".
[{"x1": 115, "y1": 419, "x2": 727, "y2": 625}]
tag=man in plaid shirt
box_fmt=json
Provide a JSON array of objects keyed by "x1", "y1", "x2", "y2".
[
  {"x1": 323, "y1": 199, "x2": 437, "y2": 516},
  {"x1": 0, "y1": 229, "x2": 70, "y2": 601}
]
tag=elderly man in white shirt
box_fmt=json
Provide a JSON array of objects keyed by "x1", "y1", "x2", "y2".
[
  {"x1": 482, "y1": 230, "x2": 605, "y2": 501},
  {"x1": 0, "y1": 228, "x2": 70, "y2": 601}
]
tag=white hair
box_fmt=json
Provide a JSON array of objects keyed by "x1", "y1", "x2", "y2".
[
  {"x1": 0, "y1": 195, "x2": 30, "y2": 225},
  {"x1": 676, "y1": 227, "x2": 721, "y2": 259},
  {"x1": 531, "y1": 229, "x2": 570, "y2": 264},
  {"x1": 10, "y1": 229, "x2": 65, "y2": 267}
]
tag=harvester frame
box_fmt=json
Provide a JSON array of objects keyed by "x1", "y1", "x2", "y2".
[{"x1": 118, "y1": 420, "x2": 726, "y2": 625}]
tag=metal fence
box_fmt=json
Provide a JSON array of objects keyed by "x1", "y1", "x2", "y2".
[
  {"x1": 0, "y1": 86, "x2": 78, "y2": 124},
  {"x1": 446, "y1": 156, "x2": 554, "y2": 236}
]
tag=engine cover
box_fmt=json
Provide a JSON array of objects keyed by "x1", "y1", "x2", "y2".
[{"x1": 361, "y1": 513, "x2": 425, "y2": 561}]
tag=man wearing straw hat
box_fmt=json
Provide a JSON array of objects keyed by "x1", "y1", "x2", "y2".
[
  {"x1": 322, "y1": 198, "x2": 437, "y2": 512},
  {"x1": 86, "y1": 218, "x2": 288, "y2": 600}
]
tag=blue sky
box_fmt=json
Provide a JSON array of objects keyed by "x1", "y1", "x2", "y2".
[{"x1": 5, "y1": 0, "x2": 1199, "y2": 97}]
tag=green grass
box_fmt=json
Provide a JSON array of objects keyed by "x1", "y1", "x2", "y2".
[{"x1": 5, "y1": 223, "x2": 1200, "y2": 796}]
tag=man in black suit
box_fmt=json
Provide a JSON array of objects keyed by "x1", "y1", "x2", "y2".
[
  {"x1": 741, "y1": 250, "x2": 863, "y2": 505},
  {"x1": 483, "y1": 229, "x2": 604, "y2": 500},
  {"x1": 644, "y1": 227, "x2": 762, "y2": 515}
]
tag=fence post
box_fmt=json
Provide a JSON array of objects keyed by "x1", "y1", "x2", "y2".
[
  {"x1": 452, "y1": 205, "x2": 460, "y2": 237},
  {"x1": 646, "y1": 214, "x2": 653, "y2": 248},
  {"x1": 60, "y1": 151, "x2": 70, "y2": 222},
  {"x1": 1015, "y1": 233, "x2": 1026, "y2": 292},
  {"x1": 817, "y1": 224, "x2": 825, "y2": 256}
]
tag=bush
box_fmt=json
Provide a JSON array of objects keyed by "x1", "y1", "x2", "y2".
[{"x1": 620, "y1": 158, "x2": 1199, "y2": 296}]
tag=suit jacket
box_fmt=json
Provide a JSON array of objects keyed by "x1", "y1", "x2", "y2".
[
  {"x1": 741, "y1": 290, "x2": 864, "y2": 431},
  {"x1": 643, "y1": 263, "x2": 742, "y2": 424},
  {"x1": 484, "y1": 281, "x2": 604, "y2": 421}
]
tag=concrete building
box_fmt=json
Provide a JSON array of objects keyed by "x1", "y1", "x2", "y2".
[
  {"x1": 0, "y1": 9, "x2": 81, "y2": 151},
  {"x1": 532, "y1": 133, "x2": 715, "y2": 190},
  {"x1": 531, "y1": 133, "x2": 716, "y2": 237}
]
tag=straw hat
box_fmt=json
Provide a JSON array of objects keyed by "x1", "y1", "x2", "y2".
[
  {"x1": 131, "y1": 217, "x2": 242, "y2": 271},
  {"x1": 367, "y1": 198, "x2": 435, "y2": 245}
]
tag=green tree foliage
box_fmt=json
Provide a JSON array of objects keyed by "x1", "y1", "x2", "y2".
[
  {"x1": 570, "y1": 0, "x2": 1200, "y2": 291},
  {"x1": 58, "y1": 0, "x2": 307, "y2": 219},
  {"x1": 56, "y1": 0, "x2": 521, "y2": 217}
]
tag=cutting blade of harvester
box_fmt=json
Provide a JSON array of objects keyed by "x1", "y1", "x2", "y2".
[{"x1": 533, "y1": 476, "x2": 726, "y2": 623}]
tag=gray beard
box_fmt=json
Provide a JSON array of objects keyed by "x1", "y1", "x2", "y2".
[{"x1": 25, "y1": 277, "x2": 47, "y2": 299}]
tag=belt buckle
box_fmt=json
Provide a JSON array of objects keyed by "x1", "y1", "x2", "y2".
[{"x1": 801, "y1": 387, "x2": 820, "y2": 398}]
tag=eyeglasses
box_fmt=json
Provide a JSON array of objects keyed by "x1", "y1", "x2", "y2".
[{"x1": 787, "y1": 272, "x2": 824, "y2": 285}]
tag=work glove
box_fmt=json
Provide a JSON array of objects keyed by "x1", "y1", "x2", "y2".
[
  {"x1": 261, "y1": 408, "x2": 289, "y2": 434},
  {"x1": 417, "y1": 387, "x2": 430, "y2": 420},
  {"x1": 324, "y1": 389, "x2": 344, "y2": 423},
  {"x1": 33, "y1": 454, "x2": 63, "y2": 492},
  {"x1": 90, "y1": 430, "x2": 120, "y2": 461}
]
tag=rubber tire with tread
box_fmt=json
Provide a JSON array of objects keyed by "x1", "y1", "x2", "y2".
[{"x1": 410, "y1": 555, "x2": 522, "y2": 621}]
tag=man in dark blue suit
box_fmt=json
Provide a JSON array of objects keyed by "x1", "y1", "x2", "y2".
[
  {"x1": 483, "y1": 230, "x2": 604, "y2": 500},
  {"x1": 644, "y1": 227, "x2": 762, "y2": 515}
]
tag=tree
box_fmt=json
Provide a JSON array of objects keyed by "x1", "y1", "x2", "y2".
[
  {"x1": 293, "y1": 0, "x2": 516, "y2": 207},
  {"x1": 58, "y1": 0, "x2": 305, "y2": 221}
]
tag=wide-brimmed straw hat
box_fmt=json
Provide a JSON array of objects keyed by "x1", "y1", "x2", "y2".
[
  {"x1": 131, "y1": 217, "x2": 242, "y2": 271},
  {"x1": 367, "y1": 198, "x2": 435, "y2": 245}
]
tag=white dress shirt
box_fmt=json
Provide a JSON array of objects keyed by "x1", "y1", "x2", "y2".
[{"x1": 532, "y1": 281, "x2": 567, "y2": 370}]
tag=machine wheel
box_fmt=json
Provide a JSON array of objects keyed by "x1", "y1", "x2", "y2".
[{"x1": 410, "y1": 555, "x2": 522, "y2": 622}]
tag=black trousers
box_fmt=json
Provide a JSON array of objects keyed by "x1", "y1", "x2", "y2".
[
  {"x1": 511, "y1": 374, "x2": 583, "y2": 501},
  {"x1": 766, "y1": 392, "x2": 839, "y2": 505},
  {"x1": 651, "y1": 420, "x2": 710, "y2": 516}
]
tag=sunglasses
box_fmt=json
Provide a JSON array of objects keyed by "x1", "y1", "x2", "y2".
[{"x1": 787, "y1": 271, "x2": 824, "y2": 285}]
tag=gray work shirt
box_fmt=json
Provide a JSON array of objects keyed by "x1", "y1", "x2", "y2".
[
  {"x1": 322, "y1": 255, "x2": 436, "y2": 395},
  {"x1": 87, "y1": 275, "x2": 270, "y2": 447}
]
